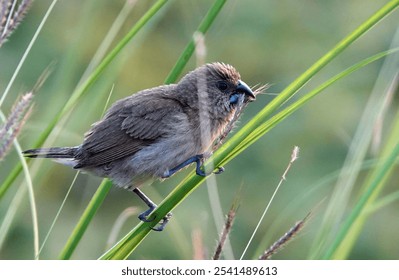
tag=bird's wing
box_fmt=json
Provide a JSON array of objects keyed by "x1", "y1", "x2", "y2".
[{"x1": 74, "y1": 92, "x2": 183, "y2": 168}]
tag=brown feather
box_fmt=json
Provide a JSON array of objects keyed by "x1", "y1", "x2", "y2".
[{"x1": 74, "y1": 85, "x2": 184, "y2": 168}]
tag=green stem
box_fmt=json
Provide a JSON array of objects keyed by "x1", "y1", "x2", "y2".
[
  {"x1": 99, "y1": 0, "x2": 399, "y2": 260},
  {"x1": 164, "y1": 0, "x2": 227, "y2": 84},
  {"x1": 0, "y1": 0, "x2": 169, "y2": 201},
  {"x1": 59, "y1": 180, "x2": 112, "y2": 260},
  {"x1": 214, "y1": 0, "x2": 399, "y2": 166},
  {"x1": 322, "y1": 142, "x2": 399, "y2": 259},
  {"x1": 100, "y1": 0, "x2": 230, "y2": 260},
  {"x1": 100, "y1": 174, "x2": 202, "y2": 260},
  {"x1": 61, "y1": 0, "x2": 226, "y2": 260},
  {"x1": 222, "y1": 49, "x2": 399, "y2": 165}
]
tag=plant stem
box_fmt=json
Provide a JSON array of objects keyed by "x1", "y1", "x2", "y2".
[
  {"x1": 0, "y1": 0, "x2": 169, "y2": 201},
  {"x1": 59, "y1": 180, "x2": 112, "y2": 260},
  {"x1": 99, "y1": 0, "x2": 399, "y2": 260},
  {"x1": 164, "y1": 0, "x2": 227, "y2": 84}
]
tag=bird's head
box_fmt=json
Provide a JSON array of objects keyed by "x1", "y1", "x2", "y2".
[{"x1": 177, "y1": 62, "x2": 255, "y2": 117}]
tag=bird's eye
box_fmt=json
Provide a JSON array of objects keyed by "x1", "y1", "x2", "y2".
[{"x1": 216, "y1": 81, "x2": 228, "y2": 91}]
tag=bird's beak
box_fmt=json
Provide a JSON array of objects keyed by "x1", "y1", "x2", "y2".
[{"x1": 236, "y1": 80, "x2": 255, "y2": 100}]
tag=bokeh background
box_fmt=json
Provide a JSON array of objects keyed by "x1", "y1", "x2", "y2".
[{"x1": 0, "y1": 0, "x2": 399, "y2": 259}]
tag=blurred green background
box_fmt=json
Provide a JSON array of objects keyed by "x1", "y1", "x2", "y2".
[{"x1": 1, "y1": 0, "x2": 398, "y2": 259}]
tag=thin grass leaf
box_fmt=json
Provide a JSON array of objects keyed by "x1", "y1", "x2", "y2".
[
  {"x1": 59, "y1": 0, "x2": 225, "y2": 260},
  {"x1": 0, "y1": 64, "x2": 53, "y2": 259},
  {"x1": 249, "y1": 158, "x2": 383, "y2": 260},
  {"x1": 322, "y1": 141, "x2": 399, "y2": 259},
  {"x1": 37, "y1": 172, "x2": 80, "y2": 258},
  {"x1": 106, "y1": 207, "x2": 138, "y2": 250},
  {"x1": 0, "y1": 0, "x2": 59, "y2": 207},
  {"x1": 366, "y1": 189, "x2": 399, "y2": 214},
  {"x1": 0, "y1": 0, "x2": 168, "y2": 201},
  {"x1": 227, "y1": 48, "x2": 399, "y2": 166},
  {"x1": 57, "y1": 85, "x2": 116, "y2": 259},
  {"x1": 100, "y1": 3, "x2": 399, "y2": 258},
  {"x1": 193, "y1": 26, "x2": 236, "y2": 260},
  {"x1": 0, "y1": 110, "x2": 38, "y2": 259},
  {"x1": 239, "y1": 146, "x2": 300, "y2": 260},
  {"x1": 214, "y1": 0, "x2": 399, "y2": 169},
  {"x1": 327, "y1": 91, "x2": 399, "y2": 259},
  {"x1": 0, "y1": 0, "x2": 16, "y2": 39},
  {"x1": 0, "y1": 0, "x2": 56, "y2": 107},
  {"x1": 77, "y1": 0, "x2": 138, "y2": 85},
  {"x1": 59, "y1": 180, "x2": 112, "y2": 260},
  {"x1": 164, "y1": 0, "x2": 227, "y2": 84},
  {"x1": 310, "y1": 26, "x2": 399, "y2": 259}
]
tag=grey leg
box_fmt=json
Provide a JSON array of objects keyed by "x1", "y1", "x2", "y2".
[{"x1": 132, "y1": 188, "x2": 172, "y2": 231}]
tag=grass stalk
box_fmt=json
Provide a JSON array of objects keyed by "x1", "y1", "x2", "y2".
[
  {"x1": 38, "y1": 172, "x2": 80, "y2": 258},
  {"x1": 322, "y1": 141, "x2": 399, "y2": 259},
  {"x1": 215, "y1": 0, "x2": 399, "y2": 168},
  {"x1": 0, "y1": 113, "x2": 38, "y2": 258},
  {"x1": 228, "y1": 48, "x2": 399, "y2": 163},
  {"x1": 164, "y1": 0, "x2": 227, "y2": 84},
  {"x1": 310, "y1": 25, "x2": 399, "y2": 259},
  {"x1": 99, "y1": 2, "x2": 399, "y2": 258},
  {"x1": 59, "y1": 0, "x2": 226, "y2": 260},
  {"x1": 239, "y1": 146, "x2": 300, "y2": 260},
  {"x1": 0, "y1": 0, "x2": 57, "y2": 107},
  {"x1": 77, "y1": 0, "x2": 138, "y2": 84},
  {"x1": 0, "y1": 0, "x2": 168, "y2": 201},
  {"x1": 326, "y1": 101, "x2": 399, "y2": 259},
  {"x1": 59, "y1": 0, "x2": 225, "y2": 259},
  {"x1": 59, "y1": 180, "x2": 112, "y2": 260}
]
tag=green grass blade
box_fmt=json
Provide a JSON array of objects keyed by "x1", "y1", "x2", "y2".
[
  {"x1": 100, "y1": 49, "x2": 396, "y2": 260},
  {"x1": 99, "y1": 3, "x2": 399, "y2": 258},
  {"x1": 212, "y1": 0, "x2": 399, "y2": 168},
  {"x1": 367, "y1": 189, "x2": 399, "y2": 214},
  {"x1": 221, "y1": 49, "x2": 399, "y2": 166},
  {"x1": 0, "y1": 0, "x2": 169, "y2": 201},
  {"x1": 59, "y1": 179, "x2": 112, "y2": 260},
  {"x1": 310, "y1": 26, "x2": 399, "y2": 259},
  {"x1": 322, "y1": 141, "x2": 399, "y2": 259},
  {"x1": 99, "y1": 174, "x2": 203, "y2": 260},
  {"x1": 0, "y1": 0, "x2": 59, "y2": 108},
  {"x1": 327, "y1": 102, "x2": 399, "y2": 259},
  {"x1": 78, "y1": 0, "x2": 137, "y2": 83},
  {"x1": 164, "y1": 0, "x2": 227, "y2": 84},
  {"x1": 0, "y1": 0, "x2": 59, "y2": 200},
  {"x1": 59, "y1": 0, "x2": 226, "y2": 260},
  {"x1": 0, "y1": 158, "x2": 23, "y2": 199},
  {"x1": 0, "y1": 112, "x2": 39, "y2": 259}
]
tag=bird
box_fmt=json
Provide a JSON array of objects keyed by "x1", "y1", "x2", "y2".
[{"x1": 23, "y1": 62, "x2": 256, "y2": 231}]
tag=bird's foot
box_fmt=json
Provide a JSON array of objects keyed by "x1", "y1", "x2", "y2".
[
  {"x1": 162, "y1": 154, "x2": 225, "y2": 178},
  {"x1": 151, "y1": 212, "x2": 173, "y2": 232},
  {"x1": 133, "y1": 188, "x2": 172, "y2": 231},
  {"x1": 196, "y1": 166, "x2": 225, "y2": 177},
  {"x1": 137, "y1": 207, "x2": 172, "y2": 232}
]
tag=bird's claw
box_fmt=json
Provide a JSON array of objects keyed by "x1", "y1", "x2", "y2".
[
  {"x1": 214, "y1": 166, "x2": 225, "y2": 174},
  {"x1": 138, "y1": 208, "x2": 172, "y2": 232},
  {"x1": 196, "y1": 166, "x2": 225, "y2": 177},
  {"x1": 151, "y1": 213, "x2": 173, "y2": 232},
  {"x1": 138, "y1": 207, "x2": 156, "y2": 223}
]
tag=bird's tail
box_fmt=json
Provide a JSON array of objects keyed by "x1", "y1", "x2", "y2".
[{"x1": 23, "y1": 146, "x2": 78, "y2": 159}]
